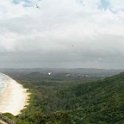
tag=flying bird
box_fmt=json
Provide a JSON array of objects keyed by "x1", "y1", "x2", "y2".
[
  {"x1": 36, "y1": 4, "x2": 40, "y2": 8},
  {"x1": 35, "y1": 0, "x2": 42, "y2": 8}
]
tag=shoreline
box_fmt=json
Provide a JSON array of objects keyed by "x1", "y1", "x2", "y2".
[{"x1": 0, "y1": 75, "x2": 30, "y2": 116}]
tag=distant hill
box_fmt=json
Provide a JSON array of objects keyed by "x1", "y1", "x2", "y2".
[
  {"x1": 0, "y1": 68, "x2": 123, "y2": 78},
  {"x1": 2, "y1": 71, "x2": 124, "y2": 124}
]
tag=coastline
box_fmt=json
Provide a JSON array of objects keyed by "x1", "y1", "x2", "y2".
[{"x1": 0, "y1": 75, "x2": 30, "y2": 116}]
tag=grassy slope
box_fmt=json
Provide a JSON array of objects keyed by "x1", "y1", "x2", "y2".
[{"x1": 4, "y1": 72, "x2": 124, "y2": 124}]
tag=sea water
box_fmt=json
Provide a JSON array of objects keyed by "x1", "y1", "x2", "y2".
[{"x1": 0, "y1": 73, "x2": 8, "y2": 95}]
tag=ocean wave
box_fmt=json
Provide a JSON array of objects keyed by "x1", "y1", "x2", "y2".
[{"x1": 0, "y1": 73, "x2": 9, "y2": 94}]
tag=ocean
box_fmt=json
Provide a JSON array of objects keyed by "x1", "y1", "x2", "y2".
[{"x1": 0, "y1": 73, "x2": 8, "y2": 95}]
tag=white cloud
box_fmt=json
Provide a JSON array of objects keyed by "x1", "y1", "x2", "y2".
[
  {"x1": 0, "y1": 0, "x2": 124, "y2": 68},
  {"x1": 110, "y1": 0, "x2": 124, "y2": 11}
]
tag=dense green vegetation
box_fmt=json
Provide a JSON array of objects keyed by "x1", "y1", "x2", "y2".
[{"x1": 3, "y1": 72, "x2": 124, "y2": 124}]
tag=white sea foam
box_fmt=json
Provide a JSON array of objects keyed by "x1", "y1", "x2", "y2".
[{"x1": 0, "y1": 73, "x2": 8, "y2": 94}]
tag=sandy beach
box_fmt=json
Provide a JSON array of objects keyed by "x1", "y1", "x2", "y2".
[{"x1": 0, "y1": 75, "x2": 30, "y2": 116}]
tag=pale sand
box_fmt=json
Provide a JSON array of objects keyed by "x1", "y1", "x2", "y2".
[{"x1": 0, "y1": 75, "x2": 30, "y2": 116}]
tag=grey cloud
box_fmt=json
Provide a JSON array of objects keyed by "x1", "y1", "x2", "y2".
[{"x1": 0, "y1": 0, "x2": 124, "y2": 69}]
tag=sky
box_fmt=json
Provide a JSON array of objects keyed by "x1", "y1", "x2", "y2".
[{"x1": 0, "y1": 0, "x2": 124, "y2": 69}]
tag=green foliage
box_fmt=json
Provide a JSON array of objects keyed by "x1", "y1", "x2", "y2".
[{"x1": 4, "y1": 72, "x2": 124, "y2": 124}]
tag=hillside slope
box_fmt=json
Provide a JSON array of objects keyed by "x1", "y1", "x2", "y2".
[
  {"x1": 3, "y1": 72, "x2": 124, "y2": 124},
  {"x1": 57, "y1": 73, "x2": 124, "y2": 123}
]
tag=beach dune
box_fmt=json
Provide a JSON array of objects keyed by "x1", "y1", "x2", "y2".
[{"x1": 0, "y1": 75, "x2": 30, "y2": 116}]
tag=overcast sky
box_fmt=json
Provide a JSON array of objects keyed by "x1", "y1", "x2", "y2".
[{"x1": 0, "y1": 0, "x2": 124, "y2": 69}]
